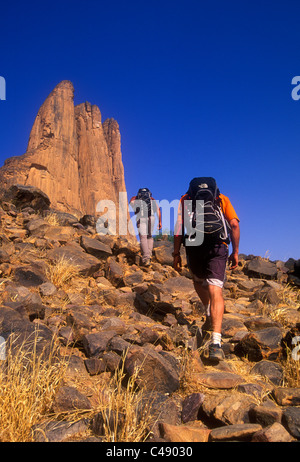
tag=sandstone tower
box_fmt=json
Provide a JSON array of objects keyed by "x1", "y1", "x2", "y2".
[{"x1": 0, "y1": 81, "x2": 128, "y2": 224}]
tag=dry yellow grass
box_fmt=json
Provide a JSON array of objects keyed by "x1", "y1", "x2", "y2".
[
  {"x1": 42, "y1": 212, "x2": 61, "y2": 226},
  {"x1": 256, "y1": 283, "x2": 300, "y2": 328},
  {"x1": 46, "y1": 256, "x2": 80, "y2": 288},
  {"x1": 0, "y1": 278, "x2": 12, "y2": 303},
  {"x1": 46, "y1": 351, "x2": 157, "y2": 442},
  {"x1": 94, "y1": 353, "x2": 156, "y2": 442},
  {"x1": 282, "y1": 349, "x2": 300, "y2": 387},
  {"x1": 0, "y1": 330, "x2": 68, "y2": 442},
  {"x1": 0, "y1": 338, "x2": 157, "y2": 442},
  {"x1": 261, "y1": 304, "x2": 291, "y2": 327},
  {"x1": 280, "y1": 283, "x2": 300, "y2": 307}
]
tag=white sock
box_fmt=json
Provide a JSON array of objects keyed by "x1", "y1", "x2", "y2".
[{"x1": 211, "y1": 332, "x2": 222, "y2": 346}]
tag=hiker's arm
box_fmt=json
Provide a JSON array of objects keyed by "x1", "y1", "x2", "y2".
[
  {"x1": 173, "y1": 199, "x2": 184, "y2": 272},
  {"x1": 129, "y1": 197, "x2": 136, "y2": 209},
  {"x1": 173, "y1": 234, "x2": 182, "y2": 272},
  {"x1": 173, "y1": 234, "x2": 182, "y2": 255},
  {"x1": 156, "y1": 202, "x2": 162, "y2": 230},
  {"x1": 228, "y1": 218, "x2": 240, "y2": 269}
]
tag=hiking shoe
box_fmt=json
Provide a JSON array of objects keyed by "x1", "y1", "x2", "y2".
[
  {"x1": 143, "y1": 259, "x2": 151, "y2": 267},
  {"x1": 208, "y1": 343, "x2": 225, "y2": 362}
]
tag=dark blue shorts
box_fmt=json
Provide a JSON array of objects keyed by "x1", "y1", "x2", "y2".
[{"x1": 185, "y1": 243, "x2": 228, "y2": 287}]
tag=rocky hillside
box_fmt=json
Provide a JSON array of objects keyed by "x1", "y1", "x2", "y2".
[
  {"x1": 0, "y1": 186, "x2": 299, "y2": 443},
  {"x1": 0, "y1": 81, "x2": 128, "y2": 221}
]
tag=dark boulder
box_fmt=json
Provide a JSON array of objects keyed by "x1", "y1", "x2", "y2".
[{"x1": 3, "y1": 184, "x2": 50, "y2": 211}]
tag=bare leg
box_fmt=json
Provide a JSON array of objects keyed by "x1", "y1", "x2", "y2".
[
  {"x1": 193, "y1": 280, "x2": 210, "y2": 307},
  {"x1": 207, "y1": 284, "x2": 224, "y2": 334},
  {"x1": 193, "y1": 280, "x2": 224, "y2": 330}
]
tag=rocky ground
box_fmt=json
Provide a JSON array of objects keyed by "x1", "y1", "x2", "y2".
[{"x1": 0, "y1": 185, "x2": 300, "y2": 443}]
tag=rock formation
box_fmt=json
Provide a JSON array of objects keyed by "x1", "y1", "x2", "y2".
[{"x1": 0, "y1": 80, "x2": 128, "y2": 226}]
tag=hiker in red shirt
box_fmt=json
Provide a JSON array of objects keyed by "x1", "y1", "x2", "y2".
[{"x1": 173, "y1": 177, "x2": 240, "y2": 362}]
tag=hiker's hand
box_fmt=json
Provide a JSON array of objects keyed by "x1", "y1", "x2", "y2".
[
  {"x1": 173, "y1": 255, "x2": 182, "y2": 273},
  {"x1": 157, "y1": 222, "x2": 162, "y2": 231},
  {"x1": 228, "y1": 252, "x2": 238, "y2": 270}
]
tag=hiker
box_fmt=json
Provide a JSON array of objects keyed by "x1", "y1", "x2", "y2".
[
  {"x1": 173, "y1": 177, "x2": 240, "y2": 361},
  {"x1": 130, "y1": 188, "x2": 162, "y2": 266}
]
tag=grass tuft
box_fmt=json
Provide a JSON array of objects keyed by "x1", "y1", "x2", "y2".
[
  {"x1": 46, "y1": 256, "x2": 80, "y2": 288},
  {"x1": 0, "y1": 331, "x2": 68, "y2": 442},
  {"x1": 95, "y1": 353, "x2": 156, "y2": 442}
]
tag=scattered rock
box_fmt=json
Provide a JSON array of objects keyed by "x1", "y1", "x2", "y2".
[
  {"x1": 48, "y1": 245, "x2": 101, "y2": 276},
  {"x1": 210, "y1": 423, "x2": 262, "y2": 441},
  {"x1": 161, "y1": 276, "x2": 195, "y2": 298},
  {"x1": 234, "y1": 327, "x2": 283, "y2": 361},
  {"x1": 196, "y1": 371, "x2": 244, "y2": 389},
  {"x1": 91, "y1": 410, "x2": 125, "y2": 437},
  {"x1": 3, "y1": 184, "x2": 50, "y2": 211},
  {"x1": 245, "y1": 258, "x2": 278, "y2": 279},
  {"x1": 237, "y1": 382, "x2": 265, "y2": 399},
  {"x1": 0, "y1": 249, "x2": 10, "y2": 263},
  {"x1": 80, "y1": 215, "x2": 96, "y2": 227},
  {"x1": 201, "y1": 392, "x2": 257, "y2": 426},
  {"x1": 33, "y1": 419, "x2": 89, "y2": 442},
  {"x1": 273, "y1": 387, "x2": 300, "y2": 406},
  {"x1": 237, "y1": 279, "x2": 264, "y2": 292},
  {"x1": 105, "y1": 257, "x2": 124, "y2": 287},
  {"x1": 63, "y1": 355, "x2": 90, "y2": 383},
  {"x1": 82, "y1": 330, "x2": 117, "y2": 357},
  {"x1": 221, "y1": 316, "x2": 248, "y2": 338},
  {"x1": 249, "y1": 400, "x2": 283, "y2": 427},
  {"x1": 153, "y1": 241, "x2": 174, "y2": 266},
  {"x1": 244, "y1": 316, "x2": 281, "y2": 331},
  {"x1": 25, "y1": 218, "x2": 50, "y2": 236},
  {"x1": 13, "y1": 264, "x2": 48, "y2": 287},
  {"x1": 251, "y1": 422, "x2": 295, "y2": 442},
  {"x1": 0, "y1": 185, "x2": 299, "y2": 443},
  {"x1": 181, "y1": 393, "x2": 205, "y2": 423},
  {"x1": 51, "y1": 386, "x2": 92, "y2": 413},
  {"x1": 140, "y1": 391, "x2": 181, "y2": 438},
  {"x1": 250, "y1": 287, "x2": 280, "y2": 305},
  {"x1": 80, "y1": 235, "x2": 112, "y2": 259},
  {"x1": 123, "y1": 270, "x2": 144, "y2": 286},
  {"x1": 282, "y1": 407, "x2": 300, "y2": 439},
  {"x1": 42, "y1": 226, "x2": 76, "y2": 244},
  {"x1": 44, "y1": 210, "x2": 79, "y2": 226},
  {"x1": 250, "y1": 360, "x2": 284, "y2": 385},
  {"x1": 84, "y1": 357, "x2": 106, "y2": 375},
  {"x1": 159, "y1": 422, "x2": 211, "y2": 442},
  {"x1": 39, "y1": 282, "x2": 57, "y2": 296},
  {"x1": 124, "y1": 346, "x2": 180, "y2": 394}
]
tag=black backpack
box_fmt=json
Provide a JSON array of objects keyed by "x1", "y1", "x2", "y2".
[
  {"x1": 136, "y1": 188, "x2": 153, "y2": 218},
  {"x1": 184, "y1": 177, "x2": 230, "y2": 246}
]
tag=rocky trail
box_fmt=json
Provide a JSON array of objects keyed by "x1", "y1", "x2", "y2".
[{"x1": 0, "y1": 185, "x2": 300, "y2": 443}]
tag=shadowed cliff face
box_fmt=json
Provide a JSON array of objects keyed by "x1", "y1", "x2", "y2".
[{"x1": 0, "y1": 80, "x2": 128, "y2": 222}]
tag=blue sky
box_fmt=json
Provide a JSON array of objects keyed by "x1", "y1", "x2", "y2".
[{"x1": 0, "y1": 0, "x2": 300, "y2": 261}]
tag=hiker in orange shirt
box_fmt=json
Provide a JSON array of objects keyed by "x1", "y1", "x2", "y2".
[{"x1": 173, "y1": 177, "x2": 240, "y2": 362}]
